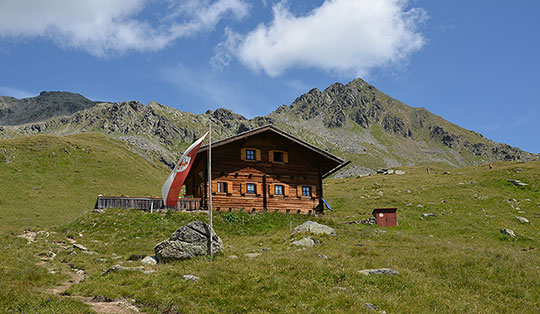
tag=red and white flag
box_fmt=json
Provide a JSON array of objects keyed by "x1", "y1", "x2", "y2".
[{"x1": 162, "y1": 132, "x2": 208, "y2": 207}]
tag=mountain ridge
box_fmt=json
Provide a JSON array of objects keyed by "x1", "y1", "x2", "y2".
[
  {"x1": 0, "y1": 91, "x2": 98, "y2": 126},
  {"x1": 0, "y1": 78, "x2": 537, "y2": 175}
]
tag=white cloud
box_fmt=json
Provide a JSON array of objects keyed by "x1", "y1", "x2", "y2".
[
  {"x1": 221, "y1": 0, "x2": 427, "y2": 77},
  {"x1": 0, "y1": 0, "x2": 249, "y2": 56},
  {"x1": 210, "y1": 27, "x2": 243, "y2": 70},
  {"x1": 167, "y1": 0, "x2": 249, "y2": 38}
]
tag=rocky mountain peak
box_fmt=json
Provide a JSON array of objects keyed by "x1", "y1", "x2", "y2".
[
  {"x1": 323, "y1": 82, "x2": 346, "y2": 96},
  {"x1": 280, "y1": 78, "x2": 387, "y2": 129},
  {"x1": 0, "y1": 91, "x2": 97, "y2": 125},
  {"x1": 346, "y1": 77, "x2": 373, "y2": 90},
  {"x1": 208, "y1": 108, "x2": 247, "y2": 122}
]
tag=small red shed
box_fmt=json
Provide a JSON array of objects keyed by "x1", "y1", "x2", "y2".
[{"x1": 372, "y1": 208, "x2": 398, "y2": 227}]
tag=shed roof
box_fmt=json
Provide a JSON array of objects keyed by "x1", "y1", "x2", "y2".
[
  {"x1": 372, "y1": 208, "x2": 398, "y2": 214},
  {"x1": 198, "y1": 125, "x2": 346, "y2": 176}
]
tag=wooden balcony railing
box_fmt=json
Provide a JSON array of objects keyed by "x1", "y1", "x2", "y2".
[{"x1": 94, "y1": 195, "x2": 201, "y2": 211}]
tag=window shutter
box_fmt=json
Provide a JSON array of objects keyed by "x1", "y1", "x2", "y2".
[
  {"x1": 268, "y1": 184, "x2": 274, "y2": 196},
  {"x1": 283, "y1": 184, "x2": 289, "y2": 196},
  {"x1": 296, "y1": 185, "x2": 302, "y2": 197},
  {"x1": 269, "y1": 150, "x2": 274, "y2": 162},
  {"x1": 283, "y1": 152, "x2": 289, "y2": 163},
  {"x1": 241, "y1": 148, "x2": 246, "y2": 161},
  {"x1": 241, "y1": 183, "x2": 246, "y2": 195},
  {"x1": 226, "y1": 181, "x2": 233, "y2": 194},
  {"x1": 256, "y1": 183, "x2": 262, "y2": 196},
  {"x1": 211, "y1": 181, "x2": 218, "y2": 194},
  {"x1": 255, "y1": 149, "x2": 261, "y2": 161},
  {"x1": 311, "y1": 185, "x2": 316, "y2": 198}
]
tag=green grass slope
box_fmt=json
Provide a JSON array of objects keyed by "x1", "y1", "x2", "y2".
[
  {"x1": 0, "y1": 133, "x2": 169, "y2": 312},
  {"x1": 0, "y1": 133, "x2": 168, "y2": 232},
  {"x1": 2, "y1": 156, "x2": 539, "y2": 312}
]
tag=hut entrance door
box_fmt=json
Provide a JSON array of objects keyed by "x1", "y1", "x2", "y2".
[{"x1": 262, "y1": 175, "x2": 267, "y2": 210}]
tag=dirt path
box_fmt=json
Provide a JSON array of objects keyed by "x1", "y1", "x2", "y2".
[
  {"x1": 36, "y1": 236, "x2": 142, "y2": 313},
  {"x1": 74, "y1": 296, "x2": 140, "y2": 314},
  {"x1": 51, "y1": 261, "x2": 141, "y2": 313},
  {"x1": 48, "y1": 263, "x2": 139, "y2": 313},
  {"x1": 47, "y1": 265, "x2": 84, "y2": 295}
]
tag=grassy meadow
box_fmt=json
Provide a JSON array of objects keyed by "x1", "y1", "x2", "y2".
[
  {"x1": 1, "y1": 134, "x2": 539, "y2": 313},
  {"x1": 0, "y1": 133, "x2": 168, "y2": 232}
]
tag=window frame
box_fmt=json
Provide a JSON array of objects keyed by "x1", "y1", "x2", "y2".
[
  {"x1": 241, "y1": 148, "x2": 260, "y2": 162},
  {"x1": 302, "y1": 186, "x2": 312, "y2": 197},
  {"x1": 213, "y1": 181, "x2": 231, "y2": 195},
  {"x1": 246, "y1": 183, "x2": 256, "y2": 194},
  {"x1": 273, "y1": 151, "x2": 284, "y2": 162},
  {"x1": 269, "y1": 150, "x2": 288, "y2": 163},
  {"x1": 217, "y1": 182, "x2": 226, "y2": 193},
  {"x1": 274, "y1": 184, "x2": 284, "y2": 195},
  {"x1": 245, "y1": 149, "x2": 256, "y2": 160}
]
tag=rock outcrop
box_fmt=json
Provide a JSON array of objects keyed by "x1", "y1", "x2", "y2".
[{"x1": 154, "y1": 221, "x2": 223, "y2": 262}]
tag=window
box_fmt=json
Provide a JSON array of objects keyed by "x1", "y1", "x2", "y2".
[
  {"x1": 242, "y1": 148, "x2": 260, "y2": 161},
  {"x1": 302, "y1": 186, "x2": 312, "y2": 197},
  {"x1": 213, "y1": 181, "x2": 230, "y2": 195},
  {"x1": 269, "y1": 150, "x2": 288, "y2": 163},
  {"x1": 217, "y1": 182, "x2": 227, "y2": 193},
  {"x1": 246, "y1": 183, "x2": 256, "y2": 194},
  {"x1": 275, "y1": 184, "x2": 284, "y2": 195},
  {"x1": 273, "y1": 151, "x2": 283, "y2": 162}
]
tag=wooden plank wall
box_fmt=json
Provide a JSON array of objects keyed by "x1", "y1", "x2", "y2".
[{"x1": 94, "y1": 196, "x2": 201, "y2": 211}]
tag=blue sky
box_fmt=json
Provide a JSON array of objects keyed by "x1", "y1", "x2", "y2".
[{"x1": 0, "y1": 0, "x2": 538, "y2": 153}]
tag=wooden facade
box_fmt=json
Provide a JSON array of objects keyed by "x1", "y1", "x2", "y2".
[{"x1": 184, "y1": 125, "x2": 345, "y2": 214}]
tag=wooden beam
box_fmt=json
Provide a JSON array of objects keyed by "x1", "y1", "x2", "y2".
[{"x1": 322, "y1": 161, "x2": 351, "y2": 179}]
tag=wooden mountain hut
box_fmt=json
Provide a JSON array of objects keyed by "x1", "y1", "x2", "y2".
[{"x1": 183, "y1": 125, "x2": 347, "y2": 214}]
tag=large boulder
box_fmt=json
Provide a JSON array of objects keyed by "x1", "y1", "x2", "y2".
[
  {"x1": 294, "y1": 221, "x2": 337, "y2": 237},
  {"x1": 154, "y1": 221, "x2": 223, "y2": 262}
]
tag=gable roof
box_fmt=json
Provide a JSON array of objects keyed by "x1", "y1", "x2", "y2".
[{"x1": 198, "y1": 125, "x2": 346, "y2": 175}]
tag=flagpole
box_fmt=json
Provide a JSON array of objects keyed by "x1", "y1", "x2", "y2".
[{"x1": 207, "y1": 120, "x2": 213, "y2": 258}]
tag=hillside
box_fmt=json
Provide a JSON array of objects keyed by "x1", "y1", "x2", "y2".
[
  {"x1": 0, "y1": 91, "x2": 97, "y2": 125},
  {"x1": 1, "y1": 158, "x2": 539, "y2": 312},
  {"x1": 0, "y1": 133, "x2": 168, "y2": 232},
  {"x1": 0, "y1": 79, "x2": 537, "y2": 174},
  {"x1": 267, "y1": 79, "x2": 538, "y2": 171}
]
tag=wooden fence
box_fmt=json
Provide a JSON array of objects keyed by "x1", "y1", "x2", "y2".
[{"x1": 94, "y1": 196, "x2": 201, "y2": 211}]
